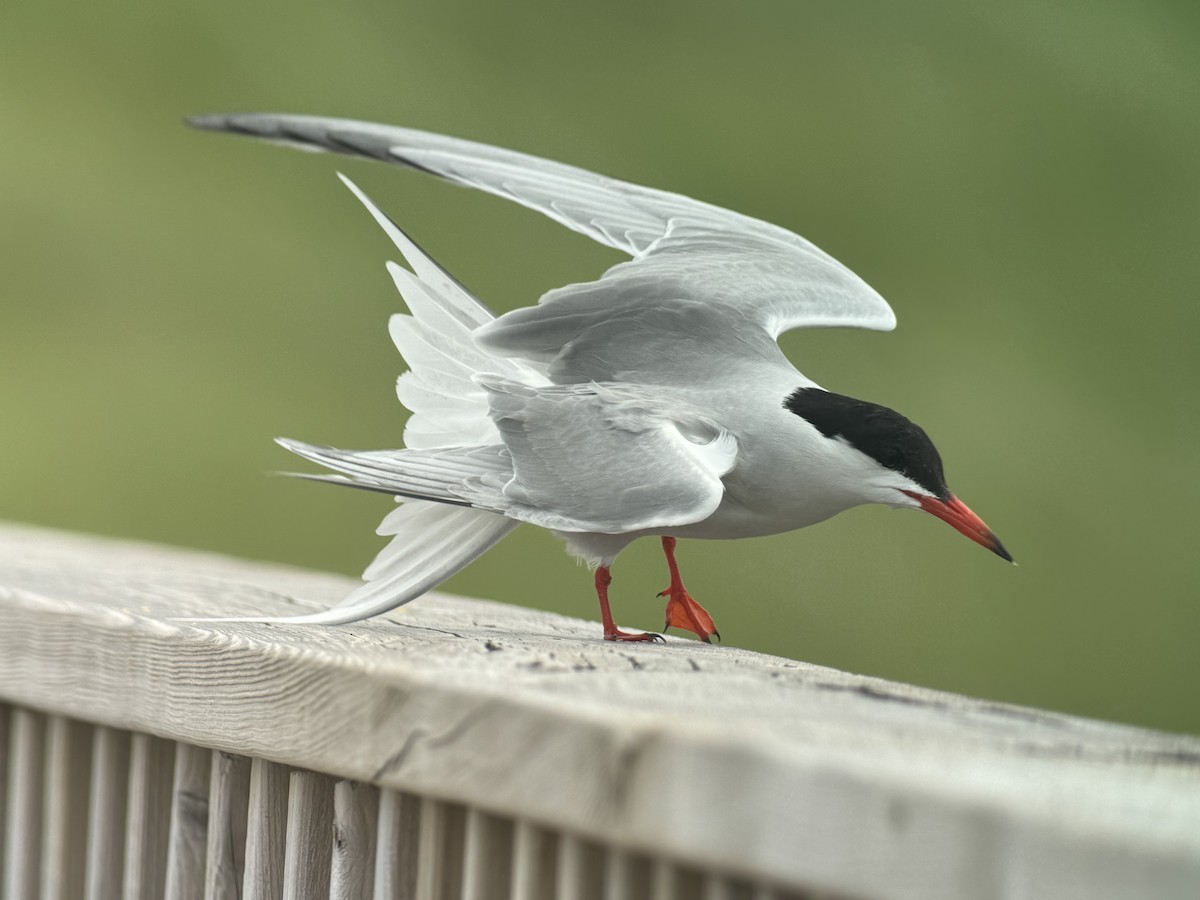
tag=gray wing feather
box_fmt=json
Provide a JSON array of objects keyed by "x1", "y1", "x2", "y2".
[
  {"x1": 190, "y1": 112, "x2": 719, "y2": 255},
  {"x1": 189, "y1": 113, "x2": 897, "y2": 346},
  {"x1": 481, "y1": 378, "x2": 738, "y2": 533}
]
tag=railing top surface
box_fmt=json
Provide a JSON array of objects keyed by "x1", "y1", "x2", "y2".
[{"x1": 2, "y1": 520, "x2": 1198, "y2": 898}]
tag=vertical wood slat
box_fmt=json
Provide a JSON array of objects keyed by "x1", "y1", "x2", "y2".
[
  {"x1": 702, "y1": 878, "x2": 756, "y2": 900},
  {"x1": 243, "y1": 758, "x2": 289, "y2": 900},
  {"x1": 123, "y1": 733, "x2": 176, "y2": 900},
  {"x1": 415, "y1": 799, "x2": 466, "y2": 900},
  {"x1": 651, "y1": 861, "x2": 678, "y2": 900},
  {"x1": 281, "y1": 769, "x2": 334, "y2": 900},
  {"x1": 204, "y1": 751, "x2": 250, "y2": 900},
  {"x1": 3, "y1": 708, "x2": 46, "y2": 900},
  {"x1": 604, "y1": 850, "x2": 632, "y2": 900},
  {"x1": 604, "y1": 851, "x2": 654, "y2": 900},
  {"x1": 557, "y1": 835, "x2": 605, "y2": 900},
  {"x1": 462, "y1": 808, "x2": 513, "y2": 900},
  {"x1": 0, "y1": 705, "x2": 9, "y2": 890},
  {"x1": 673, "y1": 868, "x2": 705, "y2": 900},
  {"x1": 330, "y1": 780, "x2": 379, "y2": 900},
  {"x1": 510, "y1": 822, "x2": 557, "y2": 900},
  {"x1": 700, "y1": 877, "x2": 733, "y2": 900},
  {"x1": 0, "y1": 709, "x2": 809, "y2": 900},
  {"x1": 41, "y1": 716, "x2": 93, "y2": 900},
  {"x1": 374, "y1": 790, "x2": 420, "y2": 900},
  {"x1": 165, "y1": 744, "x2": 211, "y2": 900},
  {"x1": 414, "y1": 799, "x2": 443, "y2": 900},
  {"x1": 85, "y1": 727, "x2": 131, "y2": 900}
]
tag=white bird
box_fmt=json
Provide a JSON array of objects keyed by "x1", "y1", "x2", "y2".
[{"x1": 189, "y1": 113, "x2": 1011, "y2": 643}]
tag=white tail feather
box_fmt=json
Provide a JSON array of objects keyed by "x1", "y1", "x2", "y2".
[
  {"x1": 204, "y1": 502, "x2": 517, "y2": 626},
  {"x1": 189, "y1": 176, "x2": 544, "y2": 626}
]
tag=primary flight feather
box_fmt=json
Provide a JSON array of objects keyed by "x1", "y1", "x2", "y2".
[{"x1": 189, "y1": 113, "x2": 1010, "y2": 641}]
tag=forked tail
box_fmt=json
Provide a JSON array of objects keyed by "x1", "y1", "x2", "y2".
[{"x1": 194, "y1": 176, "x2": 544, "y2": 625}]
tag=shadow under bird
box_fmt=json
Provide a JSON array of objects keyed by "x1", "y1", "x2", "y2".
[{"x1": 188, "y1": 113, "x2": 1012, "y2": 643}]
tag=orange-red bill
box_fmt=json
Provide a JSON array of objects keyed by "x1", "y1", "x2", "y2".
[{"x1": 905, "y1": 492, "x2": 1013, "y2": 562}]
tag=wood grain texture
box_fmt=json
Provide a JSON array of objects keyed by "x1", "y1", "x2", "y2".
[
  {"x1": 281, "y1": 769, "x2": 333, "y2": 900},
  {"x1": 165, "y1": 743, "x2": 212, "y2": 900},
  {"x1": 330, "y1": 780, "x2": 378, "y2": 900},
  {"x1": 243, "y1": 758, "x2": 288, "y2": 900},
  {"x1": 1, "y1": 522, "x2": 1199, "y2": 900},
  {"x1": 3, "y1": 707, "x2": 45, "y2": 900},
  {"x1": 85, "y1": 727, "x2": 131, "y2": 900},
  {"x1": 374, "y1": 790, "x2": 420, "y2": 900},
  {"x1": 204, "y1": 751, "x2": 250, "y2": 900},
  {"x1": 123, "y1": 733, "x2": 175, "y2": 900}
]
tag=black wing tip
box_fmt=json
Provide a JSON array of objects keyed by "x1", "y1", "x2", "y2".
[
  {"x1": 184, "y1": 113, "x2": 406, "y2": 167},
  {"x1": 184, "y1": 112, "x2": 302, "y2": 141},
  {"x1": 185, "y1": 112, "x2": 264, "y2": 134},
  {"x1": 184, "y1": 113, "x2": 316, "y2": 141}
]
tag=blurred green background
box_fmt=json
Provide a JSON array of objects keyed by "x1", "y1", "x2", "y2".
[{"x1": 2, "y1": 1, "x2": 1197, "y2": 734}]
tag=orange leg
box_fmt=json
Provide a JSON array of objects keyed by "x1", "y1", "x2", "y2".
[
  {"x1": 595, "y1": 566, "x2": 663, "y2": 643},
  {"x1": 657, "y1": 537, "x2": 720, "y2": 643}
]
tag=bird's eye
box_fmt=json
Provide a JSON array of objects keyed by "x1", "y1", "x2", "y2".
[{"x1": 878, "y1": 447, "x2": 902, "y2": 469}]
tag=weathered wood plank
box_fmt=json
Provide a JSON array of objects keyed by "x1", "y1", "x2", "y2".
[
  {"x1": 557, "y1": 835, "x2": 603, "y2": 900},
  {"x1": 3, "y1": 708, "x2": 46, "y2": 900},
  {"x1": 85, "y1": 726, "x2": 131, "y2": 900},
  {"x1": 204, "y1": 750, "x2": 250, "y2": 900},
  {"x1": 0, "y1": 705, "x2": 9, "y2": 893},
  {"x1": 1, "y1": 522, "x2": 1200, "y2": 900},
  {"x1": 165, "y1": 743, "x2": 211, "y2": 900},
  {"x1": 281, "y1": 769, "x2": 333, "y2": 900},
  {"x1": 605, "y1": 851, "x2": 653, "y2": 900},
  {"x1": 510, "y1": 822, "x2": 556, "y2": 900},
  {"x1": 330, "y1": 780, "x2": 379, "y2": 900},
  {"x1": 374, "y1": 790, "x2": 420, "y2": 900},
  {"x1": 414, "y1": 798, "x2": 465, "y2": 900},
  {"x1": 243, "y1": 758, "x2": 288, "y2": 900},
  {"x1": 672, "y1": 868, "x2": 705, "y2": 900},
  {"x1": 650, "y1": 862, "x2": 677, "y2": 900},
  {"x1": 123, "y1": 733, "x2": 175, "y2": 900},
  {"x1": 602, "y1": 850, "x2": 632, "y2": 900},
  {"x1": 461, "y1": 808, "x2": 513, "y2": 900},
  {"x1": 41, "y1": 716, "x2": 93, "y2": 900},
  {"x1": 699, "y1": 878, "x2": 748, "y2": 900}
]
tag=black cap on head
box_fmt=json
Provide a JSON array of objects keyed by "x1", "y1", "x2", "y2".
[{"x1": 784, "y1": 387, "x2": 950, "y2": 501}]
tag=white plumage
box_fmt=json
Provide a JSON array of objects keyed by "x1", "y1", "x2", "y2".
[{"x1": 187, "y1": 114, "x2": 1010, "y2": 639}]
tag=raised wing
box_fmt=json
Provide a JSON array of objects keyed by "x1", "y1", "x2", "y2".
[{"x1": 188, "y1": 113, "x2": 896, "y2": 341}]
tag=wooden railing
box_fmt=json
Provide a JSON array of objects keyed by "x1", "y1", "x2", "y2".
[{"x1": 0, "y1": 521, "x2": 1198, "y2": 900}]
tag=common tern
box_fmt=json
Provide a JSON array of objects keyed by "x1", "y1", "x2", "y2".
[{"x1": 189, "y1": 113, "x2": 1012, "y2": 643}]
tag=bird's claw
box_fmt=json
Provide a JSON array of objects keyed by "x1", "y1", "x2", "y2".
[{"x1": 604, "y1": 629, "x2": 664, "y2": 643}]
